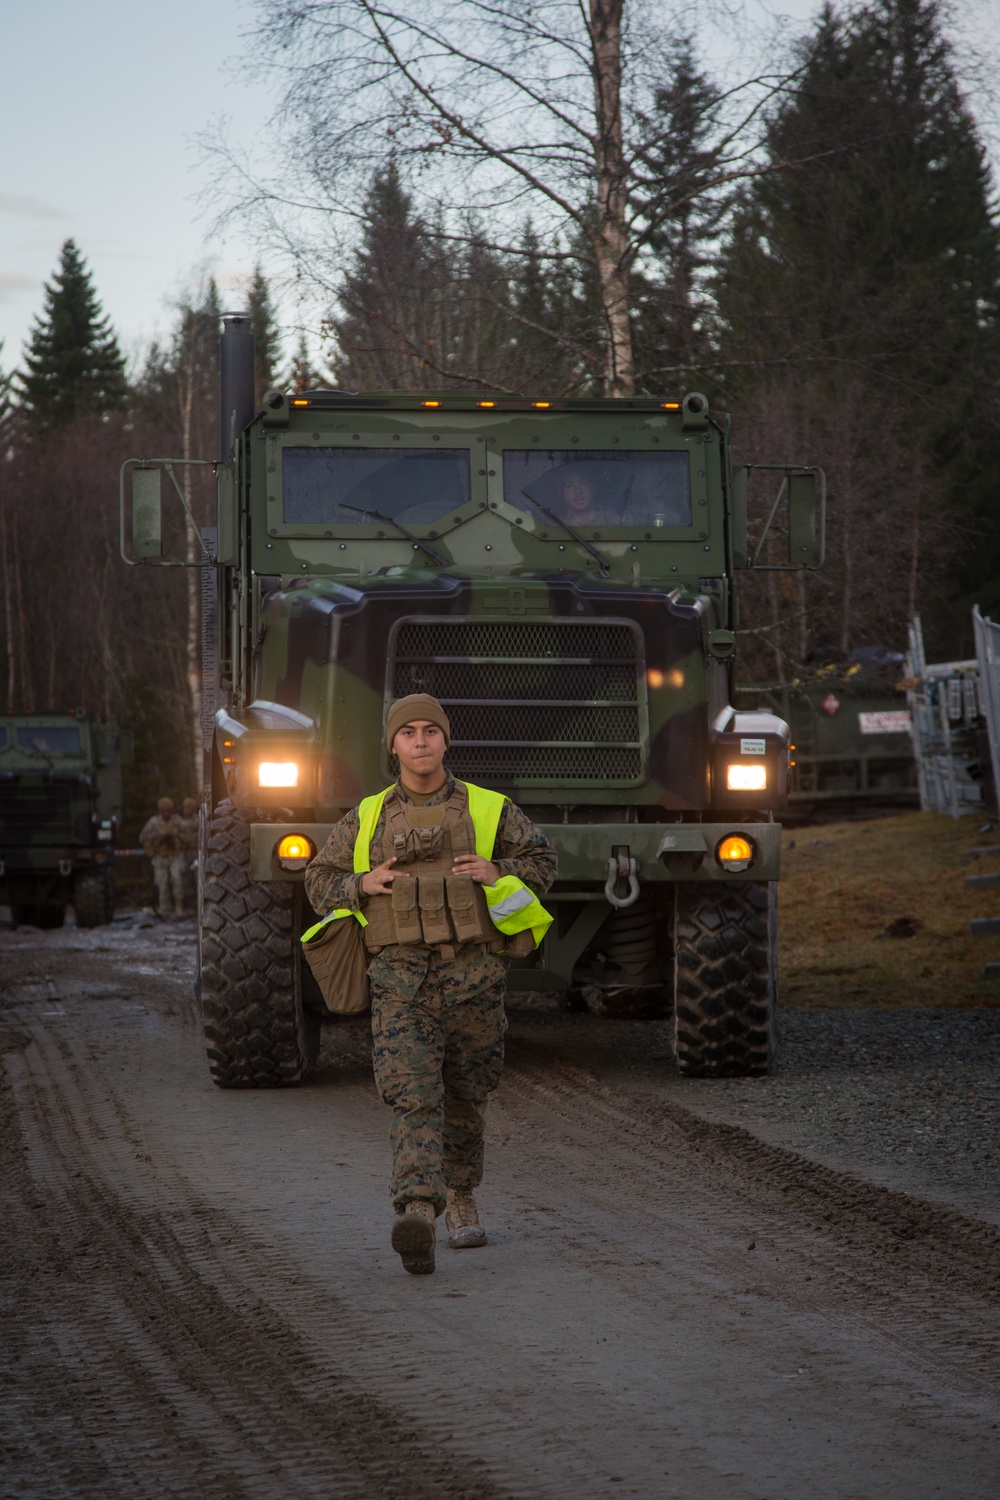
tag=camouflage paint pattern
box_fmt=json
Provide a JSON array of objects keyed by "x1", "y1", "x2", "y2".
[
  {"x1": 0, "y1": 713, "x2": 125, "y2": 909},
  {"x1": 214, "y1": 395, "x2": 757, "y2": 822},
  {"x1": 371, "y1": 962, "x2": 507, "y2": 1213}
]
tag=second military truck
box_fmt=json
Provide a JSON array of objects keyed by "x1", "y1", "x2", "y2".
[
  {"x1": 123, "y1": 315, "x2": 824, "y2": 1086},
  {"x1": 0, "y1": 711, "x2": 126, "y2": 928}
]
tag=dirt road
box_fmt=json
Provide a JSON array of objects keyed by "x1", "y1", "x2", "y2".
[{"x1": 2, "y1": 918, "x2": 999, "y2": 1500}]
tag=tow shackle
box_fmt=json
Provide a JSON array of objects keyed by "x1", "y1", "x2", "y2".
[{"x1": 604, "y1": 848, "x2": 640, "y2": 909}]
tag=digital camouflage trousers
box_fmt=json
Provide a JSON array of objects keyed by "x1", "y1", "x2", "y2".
[{"x1": 370, "y1": 960, "x2": 507, "y2": 1215}]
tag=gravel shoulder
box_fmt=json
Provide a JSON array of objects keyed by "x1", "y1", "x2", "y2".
[{"x1": 504, "y1": 1002, "x2": 1000, "y2": 1227}]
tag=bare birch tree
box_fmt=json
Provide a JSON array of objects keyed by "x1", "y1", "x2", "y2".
[{"x1": 206, "y1": 0, "x2": 794, "y2": 395}]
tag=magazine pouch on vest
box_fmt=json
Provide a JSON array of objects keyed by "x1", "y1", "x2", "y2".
[
  {"x1": 446, "y1": 874, "x2": 482, "y2": 943},
  {"x1": 390, "y1": 877, "x2": 423, "y2": 943},
  {"x1": 418, "y1": 874, "x2": 452, "y2": 945},
  {"x1": 362, "y1": 785, "x2": 497, "y2": 953}
]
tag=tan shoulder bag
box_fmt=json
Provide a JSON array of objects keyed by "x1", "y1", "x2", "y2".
[{"x1": 302, "y1": 914, "x2": 370, "y2": 1015}]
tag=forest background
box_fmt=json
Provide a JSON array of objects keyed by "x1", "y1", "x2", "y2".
[{"x1": 1, "y1": 0, "x2": 998, "y2": 834}]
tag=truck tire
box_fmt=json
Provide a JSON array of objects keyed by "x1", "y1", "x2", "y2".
[
  {"x1": 73, "y1": 870, "x2": 115, "y2": 929},
  {"x1": 199, "y1": 802, "x2": 321, "y2": 1089},
  {"x1": 672, "y1": 882, "x2": 777, "y2": 1078}
]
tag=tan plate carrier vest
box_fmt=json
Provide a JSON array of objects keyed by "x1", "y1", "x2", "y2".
[{"x1": 362, "y1": 784, "x2": 503, "y2": 958}]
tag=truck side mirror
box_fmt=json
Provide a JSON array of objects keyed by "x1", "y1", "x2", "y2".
[
  {"x1": 787, "y1": 470, "x2": 825, "y2": 568},
  {"x1": 132, "y1": 467, "x2": 163, "y2": 559}
]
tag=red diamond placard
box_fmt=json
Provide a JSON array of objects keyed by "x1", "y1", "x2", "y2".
[{"x1": 822, "y1": 693, "x2": 841, "y2": 715}]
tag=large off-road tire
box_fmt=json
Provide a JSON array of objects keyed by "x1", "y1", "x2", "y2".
[
  {"x1": 672, "y1": 882, "x2": 777, "y2": 1078},
  {"x1": 73, "y1": 869, "x2": 115, "y2": 929},
  {"x1": 199, "y1": 802, "x2": 321, "y2": 1089}
]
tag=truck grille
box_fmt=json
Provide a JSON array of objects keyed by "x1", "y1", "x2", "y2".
[
  {"x1": 0, "y1": 783, "x2": 75, "y2": 843},
  {"x1": 389, "y1": 618, "x2": 647, "y2": 783}
]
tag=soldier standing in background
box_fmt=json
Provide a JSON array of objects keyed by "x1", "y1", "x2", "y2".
[
  {"x1": 304, "y1": 694, "x2": 556, "y2": 1276},
  {"x1": 139, "y1": 797, "x2": 187, "y2": 921}
]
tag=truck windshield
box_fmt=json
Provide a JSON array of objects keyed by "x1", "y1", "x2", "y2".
[
  {"x1": 16, "y1": 727, "x2": 82, "y2": 755},
  {"x1": 503, "y1": 450, "x2": 691, "y2": 529},
  {"x1": 282, "y1": 447, "x2": 471, "y2": 526}
]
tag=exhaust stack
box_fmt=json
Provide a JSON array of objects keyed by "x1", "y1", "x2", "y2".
[{"x1": 220, "y1": 312, "x2": 256, "y2": 461}]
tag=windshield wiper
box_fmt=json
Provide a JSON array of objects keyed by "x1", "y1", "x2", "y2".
[
  {"x1": 520, "y1": 493, "x2": 610, "y2": 574},
  {"x1": 340, "y1": 503, "x2": 447, "y2": 566}
]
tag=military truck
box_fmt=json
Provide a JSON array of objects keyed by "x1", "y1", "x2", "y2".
[
  {"x1": 737, "y1": 650, "x2": 917, "y2": 816},
  {"x1": 121, "y1": 314, "x2": 824, "y2": 1084},
  {"x1": 0, "y1": 711, "x2": 126, "y2": 928}
]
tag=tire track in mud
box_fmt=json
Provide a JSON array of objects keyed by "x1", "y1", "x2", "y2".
[
  {"x1": 500, "y1": 1040, "x2": 1000, "y2": 1403},
  {"x1": 1, "y1": 1021, "x2": 509, "y2": 1500}
]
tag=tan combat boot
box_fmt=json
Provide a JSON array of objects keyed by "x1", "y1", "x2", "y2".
[
  {"x1": 390, "y1": 1199, "x2": 437, "y2": 1275},
  {"x1": 445, "y1": 1188, "x2": 487, "y2": 1249}
]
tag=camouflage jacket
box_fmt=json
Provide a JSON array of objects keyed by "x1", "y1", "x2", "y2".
[
  {"x1": 304, "y1": 773, "x2": 557, "y2": 1000},
  {"x1": 178, "y1": 814, "x2": 200, "y2": 852},
  {"x1": 139, "y1": 814, "x2": 184, "y2": 858}
]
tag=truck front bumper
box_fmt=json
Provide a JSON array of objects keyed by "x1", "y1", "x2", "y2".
[{"x1": 249, "y1": 821, "x2": 781, "y2": 885}]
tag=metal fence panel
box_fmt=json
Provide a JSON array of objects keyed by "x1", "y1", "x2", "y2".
[
  {"x1": 906, "y1": 613, "x2": 984, "y2": 817},
  {"x1": 973, "y1": 606, "x2": 1000, "y2": 812}
]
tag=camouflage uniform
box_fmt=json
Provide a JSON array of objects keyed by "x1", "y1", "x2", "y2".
[
  {"x1": 139, "y1": 811, "x2": 187, "y2": 918},
  {"x1": 305, "y1": 772, "x2": 556, "y2": 1213}
]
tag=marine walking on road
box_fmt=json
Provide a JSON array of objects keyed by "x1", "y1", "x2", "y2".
[{"x1": 304, "y1": 693, "x2": 557, "y2": 1275}]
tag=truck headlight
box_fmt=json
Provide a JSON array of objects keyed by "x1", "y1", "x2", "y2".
[
  {"x1": 726, "y1": 763, "x2": 766, "y2": 791},
  {"x1": 259, "y1": 761, "x2": 299, "y2": 788}
]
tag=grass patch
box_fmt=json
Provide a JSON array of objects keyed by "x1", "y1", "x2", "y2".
[{"x1": 779, "y1": 810, "x2": 1000, "y2": 1008}]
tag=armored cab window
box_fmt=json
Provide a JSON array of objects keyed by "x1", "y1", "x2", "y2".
[
  {"x1": 282, "y1": 447, "x2": 471, "y2": 527},
  {"x1": 15, "y1": 726, "x2": 83, "y2": 755},
  {"x1": 503, "y1": 450, "x2": 692, "y2": 529}
]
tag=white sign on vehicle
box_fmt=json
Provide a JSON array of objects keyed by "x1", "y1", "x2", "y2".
[
  {"x1": 858, "y1": 710, "x2": 912, "y2": 735},
  {"x1": 740, "y1": 738, "x2": 767, "y2": 755}
]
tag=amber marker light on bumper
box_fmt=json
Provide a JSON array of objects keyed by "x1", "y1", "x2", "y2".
[
  {"x1": 258, "y1": 761, "x2": 299, "y2": 788},
  {"x1": 726, "y1": 763, "x2": 767, "y2": 791},
  {"x1": 716, "y1": 834, "x2": 754, "y2": 872},
  {"x1": 276, "y1": 833, "x2": 315, "y2": 871}
]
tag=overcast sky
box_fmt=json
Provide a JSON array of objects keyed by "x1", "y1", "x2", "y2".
[{"x1": 2, "y1": 0, "x2": 997, "y2": 381}]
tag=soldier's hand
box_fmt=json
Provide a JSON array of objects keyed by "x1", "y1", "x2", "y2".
[
  {"x1": 361, "y1": 857, "x2": 410, "y2": 896},
  {"x1": 451, "y1": 854, "x2": 500, "y2": 885}
]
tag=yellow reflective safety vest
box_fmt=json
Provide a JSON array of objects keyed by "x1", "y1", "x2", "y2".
[{"x1": 301, "y1": 780, "x2": 552, "y2": 951}]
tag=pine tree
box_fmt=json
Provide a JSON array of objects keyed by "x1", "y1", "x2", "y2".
[
  {"x1": 246, "y1": 265, "x2": 281, "y2": 401},
  {"x1": 713, "y1": 0, "x2": 1000, "y2": 661},
  {"x1": 287, "y1": 333, "x2": 325, "y2": 393},
  {"x1": 631, "y1": 38, "x2": 729, "y2": 390},
  {"x1": 17, "y1": 240, "x2": 127, "y2": 425},
  {"x1": 329, "y1": 163, "x2": 458, "y2": 389}
]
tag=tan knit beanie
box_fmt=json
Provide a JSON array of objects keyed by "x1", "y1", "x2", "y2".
[{"x1": 385, "y1": 694, "x2": 451, "y2": 751}]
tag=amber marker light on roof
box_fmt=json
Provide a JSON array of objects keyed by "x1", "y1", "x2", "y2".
[
  {"x1": 533, "y1": 401, "x2": 551, "y2": 408},
  {"x1": 423, "y1": 400, "x2": 440, "y2": 407},
  {"x1": 292, "y1": 399, "x2": 309, "y2": 406},
  {"x1": 661, "y1": 402, "x2": 680, "y2": 409},
  {"x1": 478, "y1": 400, "x2": 495, "y2": 408}
]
